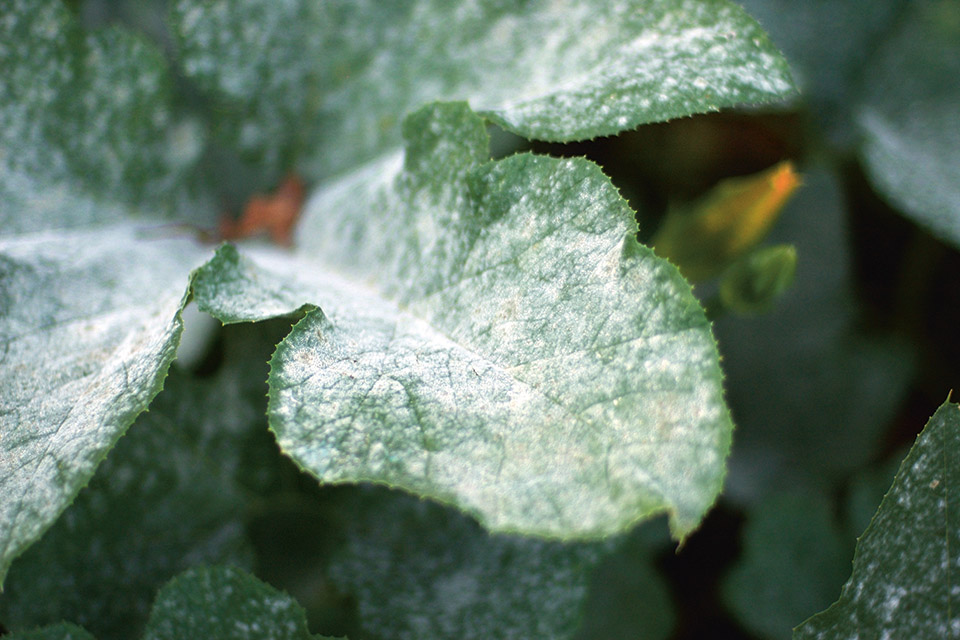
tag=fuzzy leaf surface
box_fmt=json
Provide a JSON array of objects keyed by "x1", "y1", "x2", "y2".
[
  {"x1": 794, "y1": 402, "x2": 960, "y2": 639},
  {"x1": 171, "y1": 0, "x2": 795, "y2": 178},
  {"x1": 189, "y1": 102, "x2": 733, "y2": 540}
]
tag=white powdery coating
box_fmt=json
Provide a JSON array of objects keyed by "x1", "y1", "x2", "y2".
[
  {"x1": 172, "y1": 0, "x2": 793, "y2": 178},
  {"x1": 142, "y1": 566, "x2": 309, "y2": 639},
  {"x1": 0, "y1": 225, "x2": 210, "y2": 582},
  {"x1": 263, "y1": 104, "x2": 731, "y2": 538},
  {"x1": 795, "y1": 403, "x2": 960, "y2": 639},
  {"x1": 0, "y1": 1, "x2": 206, "y2": 233}
]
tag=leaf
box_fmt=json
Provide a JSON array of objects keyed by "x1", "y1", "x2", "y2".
[
  {"x1": 856, "y1": 0, "x2": 960, "y2": 248},
  {"x1": 0, "y1": 364, "x2": 258, "y2": 639},
  {"x1": 190, "y1": 101, "x2": 734, "y2": 541},
  {"x1": 794, "y1": 401, "x2": 960, "y2": 639},
  {"x1": 170, "y1": 0, "x2": 796, "y2": 178},
  {"x1": 142, "y1": 566, "x2": 328, "y2": 640},
  {"x1": 0, "y1": 0, "x2": 209, "y2": 234},
  {"x1": 0, "y1": 226, "x2": 214, "y2": 586},
  {"x1": 324, "y1": 486, "x2": 609, "y2": 640},
  {"x1": 722, "y1": 492, "x2": 850, "y2": 640},
  {"x1": 717, "y1": 244, "x2": 797, "y2": 316}
]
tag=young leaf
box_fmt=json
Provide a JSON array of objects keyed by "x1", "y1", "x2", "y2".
[
  {"x1": 191, "y1": 102, "x2": 734, "y2": 541},
  {"x1": 793, "y1": 401, "x2": 960, "y2": 639},
  {"x1": 718, "y1": 244, "x2": 797, "y2": 316},
  {"x1": 171, "y1": 0, "x2": 796, "y2": 178},
  {"x1": 856, "y1": 0, "x2": 960, "y2": 248}
]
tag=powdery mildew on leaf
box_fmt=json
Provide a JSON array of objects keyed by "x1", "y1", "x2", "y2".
[
  {"x1": 0, "y1": 1, "x2": 206, "y2": 234},
  {"x1": 0, "y1": 367, "x2": 255, "y2": 639},
  {"x1": 794, "y1": 402, "x2": 960, "y2": 639},
  {"x1": 141, "y1": 566, "x2": 318, "y2": 640},
  {"x1": 190, "y1": 102, "x2": 733, "y2": 540},
  {"x1": 856, "y1": 1, "x2": 960, "y2": 249},
  {"x1": 0, "y1": 226, "x2": 211, "y2": 585},
  {"x1": 170, "y1": 0, "x2": 795, "y2": 178}
]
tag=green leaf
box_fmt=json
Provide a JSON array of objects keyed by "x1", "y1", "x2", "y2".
[
  {"x1": 3, "y1": 623, "x2": 97, "y2": 640},
  {"x1": 170, "y1": 0, "x2": 795, "y2": 178},
  {"x1": 0, "y1": 1, "x2": 208, "y2": 234},
  {"x1": 141, "y1": 566, "x2": 327, "y2": 640},
  {"x1": 722, "y1": 492, "x2": 850, "y2": 640},
  {"x1": 856, "y1": 0, "x2": 960, "y2": 248},
  {"x1": 190, "y1": 102, "x2": 733, "y2": 541},
  {"x1": 0, "y1": 364, "x2": 257, "y2": 639},
  {"x1": 794, "y1": 401, "x2": 960, "y2": 639},
  {"x1": 0, "y1": 226, "x2": 213, "y2": 586},
  {"x1": 324, "y1": 487, "x2": 607, "y2": 640}
]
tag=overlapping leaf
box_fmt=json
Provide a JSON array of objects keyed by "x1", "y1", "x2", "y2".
[
  {"x1": 324, "y1": 487, "x2": 607, "y2": 640},
  {"x1": 0, "y1": 0, "x2": 795, "y2": 590},
  {"x1": 794, "y1": 401, "x2": 960, "y2": 639},
  {"x1": 5, "y1": 566, "x2": 334, "y2": 640},
  {"x1": 0, "y1": 0, "x2": 208, "y2": 234}
]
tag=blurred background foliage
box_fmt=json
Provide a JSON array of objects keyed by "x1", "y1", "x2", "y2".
[{"x1": 5, "y1": 0, "x2": 959, "y2": 639}]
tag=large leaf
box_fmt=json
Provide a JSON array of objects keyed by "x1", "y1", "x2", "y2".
[
  {"x1": 856, "y1": 0, "x2": 960, "y2": 248},
  {"x1": 190, "y1": 102, "x2": 733, "y2": 541},
  {"x1": 2, "y1": 0, "x2": 792, "y2": 580},
  {"x1": 794, "y1": 401, "x2": 960, "y2": 639},
  {"x1": 0, "y1": 227, "x2": 212, "y2": 585},
  {"x1": 171, "y1": 0, "x2": 795, "y2": 178}
]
